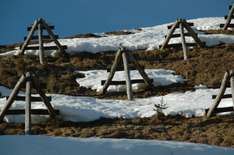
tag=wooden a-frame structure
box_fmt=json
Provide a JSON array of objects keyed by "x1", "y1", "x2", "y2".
[
  {"x1": 205, "y1": 70, "x2": 234, "y2": 118},
  {"x1": 99, "y1": 46, "x2": 154, "y2": 100},
  {"x1": 160, "y1": 19, "x2": 205, "y2": 60},
  {"x1": 220, "y1": 4, "x2": 234, "y2": 30},
  {"x1": 19, "y1": 18, "x2": 67, "y2": 65},
  {"x1": 0, "y1": 72, "x2": 59, "y2": 134}
]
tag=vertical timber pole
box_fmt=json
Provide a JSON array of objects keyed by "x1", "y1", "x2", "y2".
[
  {"x1": 38, "y1": 21, "x2": 45, "y2": 65},
  {"x1": 179, "y1": 21, "x2": 188, "y2": 61},
  {"x1": 25, "y1": 72, "x2": 32, "y2": 135},
  {"x1": 122, "y1": 51, "x2": 133, "y2": 100},
  {"x1": 230, "y1": 70, "x2": 234, "y2": 110}
]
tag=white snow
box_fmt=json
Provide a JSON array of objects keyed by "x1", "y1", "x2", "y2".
[
  {"x1": 76, "y1": 69, "x2": 185, "y2": 92},
  {"x1": 0, "y1": 135, "x2": 233, "y2": 155},
  {"x1": 0, "y1": 84, "x2": 233, "y2": 123},
  {"x1": 2, "y1": 17, "x2": 234, "y2": 56}
]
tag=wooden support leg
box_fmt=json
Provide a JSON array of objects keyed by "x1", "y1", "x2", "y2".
[
  {"x1": 122, "y1": 52, "x2": 133, "y2": 100},
  {"x1": 25, "y1": 72, "x2": 31, "y2": 135},
  {"x1": 179, "y1": 23, "x2": 188, "y2": 60},
  {"x1": 19, "y1": 19, "x2": 39, "y2": 55},
  {"x1": 206, "y1": 71, "x2": 230, "y2": 118},
  {"x1": 224, "y1": 5, "x2": 234, "y2": 30},
  {"x1": 160, "y1": 20, "x2": 179, "y2": 50},
  {"x1": 127, "y1": 53, "x2": 154, "y2": 89},
  {"x1": 183, "y1": 20, "x2": 204, "y2": 47},
  {"x1": 230, "y1": 70, "x2": 234, "y2": 110},
  {"x1": 31, "y1": 78, "x2": 56, "y2": 118},
  {"x1": 40, "y1": 19, "x2": 67, "y2": 56},
  {"x1": 38, "y1": 23, "x2": 45, "y2": 65},
  {"x1": 0, "y1": 75, "x2": 26, "y2": 122},
  {"x1": 99, "y1": 48, "x2": 123, "y2": 95}
]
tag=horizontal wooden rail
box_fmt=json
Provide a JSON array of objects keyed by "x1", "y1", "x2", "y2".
[
  {"x1": 23, "y1": 45, "x2": 67, "y2": 50},
  {"x1": 212, "y1": 94, "x2": 232, "y2": 99},
  {"x1": 5, "y1": 109, "x2": 59, "y2": 115},
  {"x1": 106, "y1": 65, "x2": 144, "y2": 72},
  {"x1": 27, "y1": 25, "x2": 54, "y2": 31},
  {"x1": 164, "y1": 33, "x2": 194, "y2": 38},
  {"x1": 205, "y1": 106, "x2": 234, "y2": 114},
  {"x1": 6, "y1": 96, "x2": 52, "y2": 102},
  {"x1": 167, "y1": 22, "x2": 193, "y2": 29},
  {"x1": 101, "y1": 79, "x2": 153, "y2": 85},
  {"x1": 220, "y1": 23, "x2": 234, "y2": 28},
  {"x1": 24, "y1": 35, "x2": 58, "y2": 41}
]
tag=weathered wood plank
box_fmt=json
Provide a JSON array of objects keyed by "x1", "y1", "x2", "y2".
[
  {"x1": 25, "y1": 72, "x2": 31, "y2": 135},
  {"x1": 24, "y1": 35, "x2": 58, "y2": 41},
  {"x1": 0, "y1": 75, "x2": 26, "y2": 122},
  {"x1": 225, "y1": 15, "x2": 234, "y2": 19},
  {"x1": 24, "y1": 45, "x2": 67, "y2": 50},
  {"x1": 6, "y1": 96, "x2": 52, "y2": 102},
  {"x1": 27, "y1": 25, "x2": 54, "y2": 31},
  {"x1": 106, "y1": 65, "x2": 143, "y2": 72},
  {"x1": 205, "y1": 107, "x2": 234, "y2": 114},
  {"x1": 162, "y1": 42, "x2": 199, "y2": 49},
  {"x1": 220, "y1": 23, "x2": 234, "y2": 28},
  {"x1": 164, "y1": 33, "x2": 194, "y2": 38},
  {"x1": 206, "y1": 71, "x2": 230, "y2": 118},
  {"x1": 99, "y1": 48, "x2": 123, "y2": 94},
  {"x1": 122, "y1": 52, "x2": 133, "y2": 100},
  {"x1": 180, "y1": 23, "x2": 188, "y2": 60},
  {"x1": 101, "y1": 79, "x2": 153, "y2": 85},
  {"x1": 212, "y1": 94, "x2": 232, "y2": 99},
  {"x1": 167, "y1": 22, "x2": 193, "y2": 29},
  {"x1": 38, "y1": 23, "x2": 45, "y2": 65},
  {"x1": 5, "y1": 109, "x2": 59, "y2": 115}
]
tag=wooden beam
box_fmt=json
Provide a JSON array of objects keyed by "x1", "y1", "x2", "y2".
[
  {"x1": 230, "y1": 70, "x2": 234, "y2": 110},
  {"x1": 223, "y1": 5, "x2": 234, "y2": 30},
  {"x1": 179, "y1": 23, "x2": 188, "y2": 60},
  {"x1": 5, "y1": 109, "x2": 59, "y2": 115},
  {"x1": 101, "y1": 79, "x2": 153, "y2": 85},
  {"x1": 106, "y1": 65, "x2": 143, "y2": 72},
  {"x1": 220, "y1": 24, "x2": 234, "y2": 28},
  {"x1": 162, "y1": 42, "x2": 199, "y2": 49},
  {"x1": 24, "y1": 45, "x2": 67, "y2": 50},
  {"x1": 122, "y1": 52, "x2": 133, "y2": 100},
  {"x1": 19, "y1": 19, "x2": 39, "y2": 55},
  {"x1": 27, "y1": 25, "x2": 54, "y2": 31},
  {"x1": 38, "y1": 23, "x2": 45, "y2": 65},
  {"x1": 40, "y1": 19, "x2": 67, "y2": 56},
  {"x1": 0, "y1": 75, "x2": 26, "y2": 122},
  {"x1": 205, "y1": 106, "x2": 234, "y2": 114},
  {"x1": 183, "y1": 20, "x2": 205, "y2": 47},
  {"x1": 212, "y1": 94, "x2": 232, "y2": 99},
  {"x1": 164, "y1": 33, "x2": 194, "y2": 38},
  {"x1": 225, "y1": 15, "x2": 234, "y2": 19},
  {"x1": 25, "y1": 72, "x2": 31, "y2": 135},
  {"x1": 160, "y1": 21, "x2": 180, "y2": 50},
  {"x1": 31, "y1": 78, "x2": 57, "y2": 118},
  {"x1": 167, "y1": 22, "x2": 194, "y2": 29},
  {"x1": 24, "y1": 35, "x2": 58, "y2": 41},
  {"x1": 6, "y1": 96, "x2": 52, "y2": 102},
  {"x1": 98, "y1": 48, "x2": 123, "y2": 95},
  {"x1": 206, "y1": 71, "x2": 230, "y2": 118},
  {"x1": 127, "y1": 53, "x2": 154, "y2": 88}
]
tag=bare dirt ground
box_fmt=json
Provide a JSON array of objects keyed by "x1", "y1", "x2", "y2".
[{"x1": 1, "y1": 114, "x2": 234, "y2": 148}]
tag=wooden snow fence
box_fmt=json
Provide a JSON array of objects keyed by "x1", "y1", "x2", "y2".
[
  {"x1": 220, "y1": 4, "x2": 234, "y2": 30},
  {"x1": 0, "y1": 72, "x2": 59, "y2": 134},
  {"x1": 19, "y1": 18, "x2": 67, "y2": 65},
  {"x1": 98, "y1": 47, "x2": 154, "y2": 100},
  {"x1": 205, "y1": 70, "x2": 234, "y2": 118},
  {"x1": 159, "y1": 19, "x2": 205, "y2": 61}
]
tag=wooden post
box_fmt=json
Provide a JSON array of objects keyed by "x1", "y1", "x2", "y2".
[
  {"x1": 122, "y1": 51, "x2": 133, "y2": 100},
  {"x1": 230, "y1": 70, "x2": 234, "y2": 110},
  {"x1": 19, "y1": 19, "x2": 39, "y2": 55},
  {"x1": 179, "y1": 22, "x2": 188, "y2": 60},
  {"x1": 183, "y1": 20, "x2": 204, "y2": 47},
  {"x1": 127, "y1": 53, "x2": 153, "y2": 89},
  {"x1": 25, "y1": 72, "x2": 31, "y2": 135},
  {"x1": 224, "y1": 4, "x2": 234, "y2": 30},
  {"x1": 0, "y1": 75, "x2": 26, "y2": 122},
  {"x1": 40, "y1": 19, "x2": 67, "y2": 56},
  {"x1": 31, "y1": 78, "x2": 56, "y2": 118},
  {"x1": 160, "y1": 20, "x2": 179, "y2": 50},
  {"x1": 99, "y1": 48, "x2": 123, "y2": 95},
  {"x1": 38, "y1": 23, "x2": 45, "y2": 65},
  {"x1": 206, "y1": 71, "x2": 230, "y2": 118}
]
